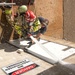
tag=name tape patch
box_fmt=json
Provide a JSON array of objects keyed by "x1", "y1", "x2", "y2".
[{"x1": 2, "y1": 59, "x2": 38, "y2": 75}]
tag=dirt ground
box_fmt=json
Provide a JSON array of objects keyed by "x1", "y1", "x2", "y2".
[{"x1": 0, "y1": 38, "x2": 75, "y2": 75}]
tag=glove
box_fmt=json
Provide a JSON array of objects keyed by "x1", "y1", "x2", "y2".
[
  {"x1": 27, "y1": 32, "x2": 32, "y2": 37},
  {"x1": 14, "y1": 13, "x2": 18, "y2": 18}
]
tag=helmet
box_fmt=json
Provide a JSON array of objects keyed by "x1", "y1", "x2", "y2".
[
  {"x1": 19, "y1": 5, "x2": 27, "y2": 13},
  {"x1": 4, "y1": 5, "x2": 12, "y2": 15},
  {"x1": 38, "y1": 17, "x2": 49, "y2": 26},
  {"x1": 25, "y1": 10, "x2": 36, "y2": 22},
  {"x1": 4, "y1": 5, "x2": 12, "y2": 9}
]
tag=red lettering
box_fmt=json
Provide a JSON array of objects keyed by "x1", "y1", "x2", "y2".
[{"x1": 12, "y1": 64, "x2": 36, "y2": 75}]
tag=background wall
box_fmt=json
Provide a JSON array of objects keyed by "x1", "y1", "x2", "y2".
[
  {"x1": 63, "y1": 0, "x2": 75, "y2": 42},
  {"x1": 34, "y1": 0, "x2": 63, "y2": 38}
]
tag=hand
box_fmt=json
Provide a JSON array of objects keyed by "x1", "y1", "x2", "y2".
[
  {"x1": 27, "y1": 32, "x2": 32, "y2": 37},
  {"x1": 14, "y1": 13, "x2": 18, "y2": 18}
]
